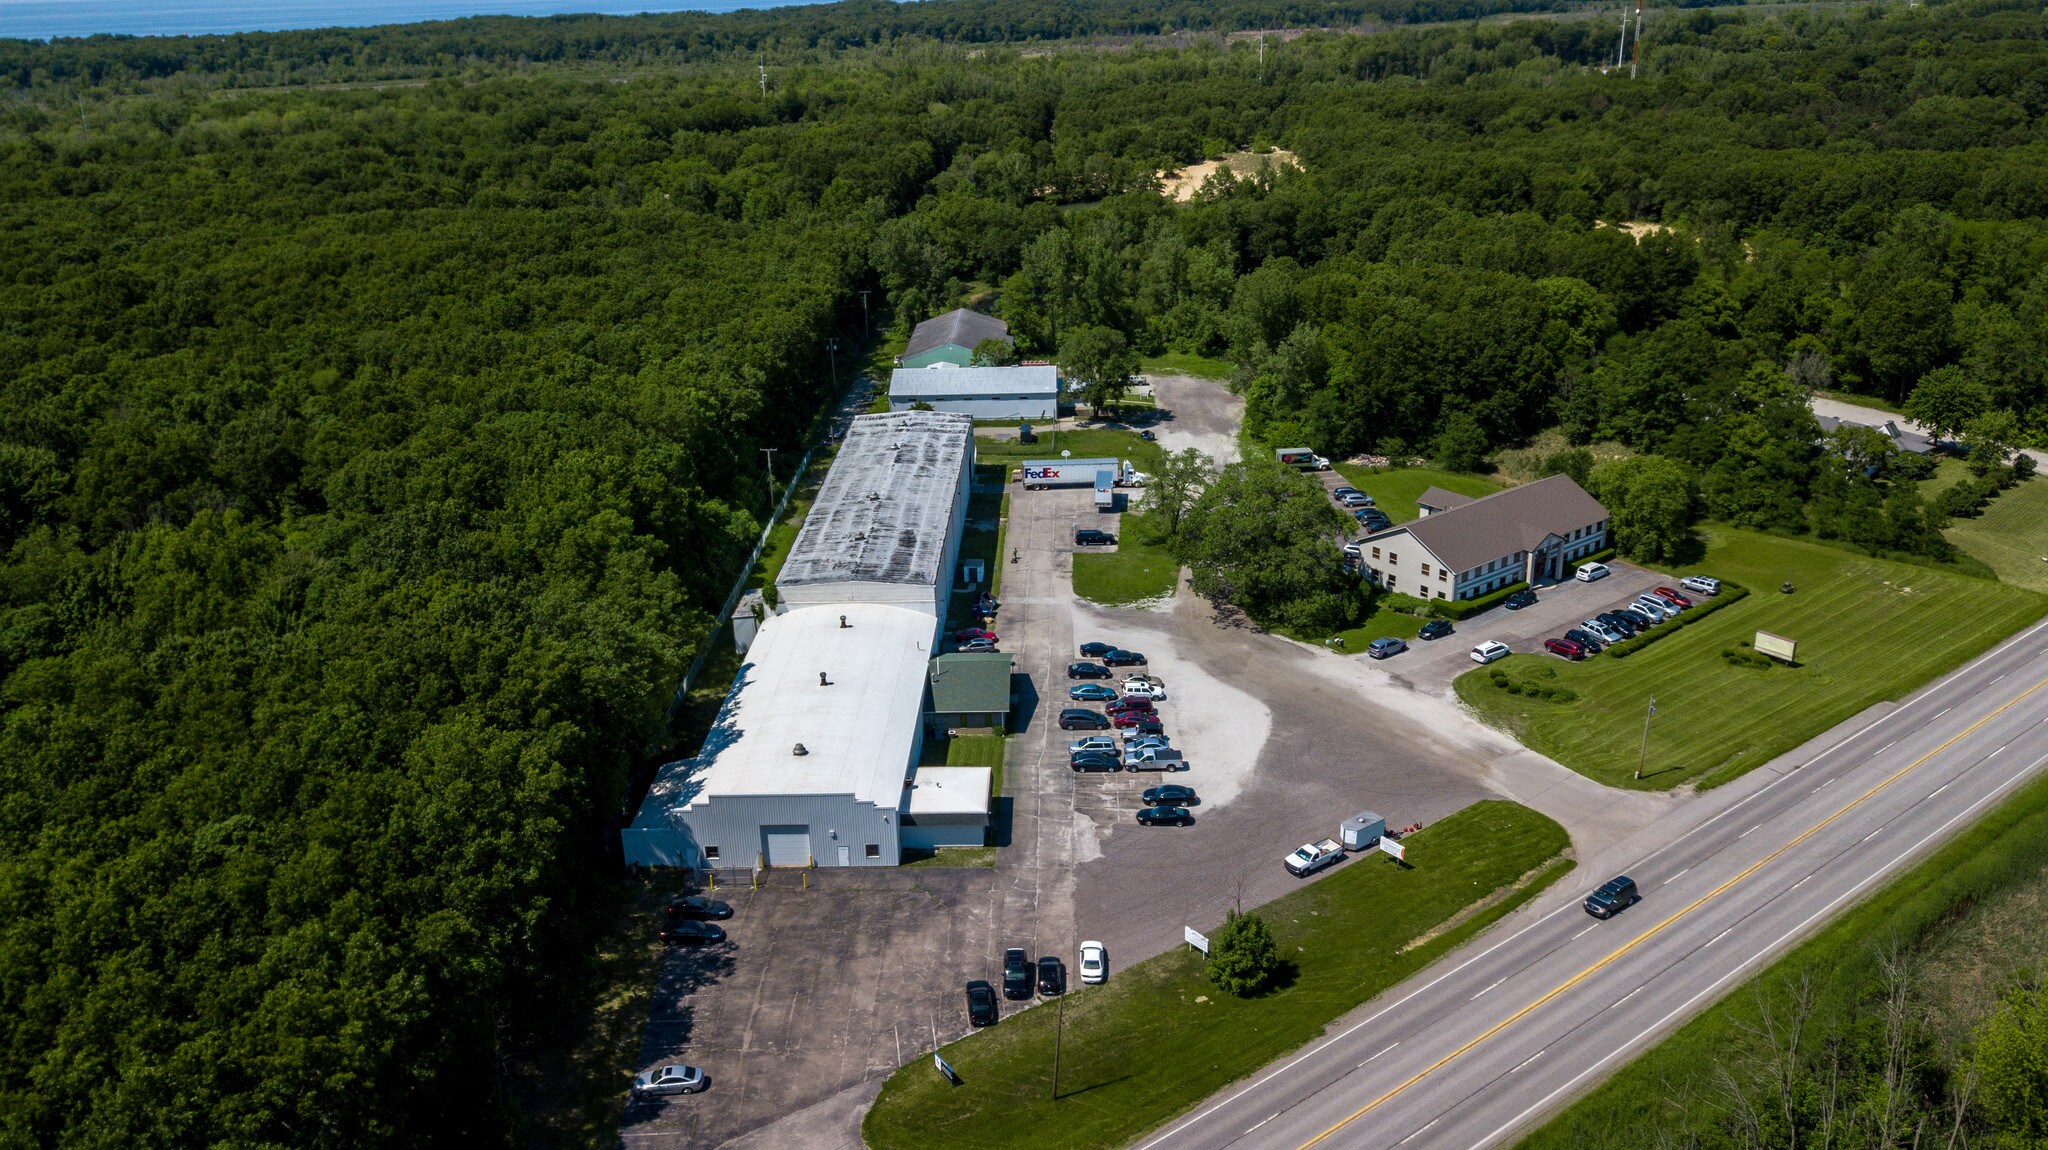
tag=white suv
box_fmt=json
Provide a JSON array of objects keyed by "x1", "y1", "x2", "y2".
[
  {"x1": 1680, "y1": 575, "x2": 1721, "y2": 596},
  {"x1": 1471, "y1": 641, "x2": 1512, "y2": 664},
  {"x1": 1575, "y1": 561, "x2": 1610, "y2": 582}
]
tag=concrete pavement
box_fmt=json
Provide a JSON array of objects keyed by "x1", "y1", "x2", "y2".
[{"x1": 1132, "y1": 612, "x2": 2048, "y2": 1150}]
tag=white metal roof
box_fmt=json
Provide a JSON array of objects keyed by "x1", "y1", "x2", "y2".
[
  {"x1": 778, "y1": 410, "x2": 973, "y2": 589},
  {"x1": 637, "y1": 604, "x2": 934, "y2": 814},
  {"x1": 903, "y1": 767, "x2": 992, "y2": 816},
  {"x1": 888, "y1": 364, "x2": 1058, "y2": 400}
]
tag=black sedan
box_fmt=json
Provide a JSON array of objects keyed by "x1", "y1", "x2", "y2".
[
  {"x1": 1565, "y1": 627, "x2": 1605, "y2": 654},
  {"x1": 666, "y1": 895, "x2": 733, "y2": 921},
  {"x1": 1504, "y1": 589, "x2": 1539, "y2": 610},
  {"x1": 1418, "y1": 619, "x2": 1454, "y2": 641},
  {"x1": 1141, "y1": 783, "x2": 1198, "y2": 806},
  {"x1": 1070, "y1": 751, "x2": 1121, "y2": 772},
  {"x1": 1102, "y1": 649, "x2": 1147, "y2": 667},
  {"x1": 1079, "y1": 641, "x2": 1115, "y2": 658},
  {"x1": 1067, "y1": 662, "x2": 1113, "y2": 680},
  {"x1": 1059, "y1": 708, "x2": 1111, "y2": 731},
  {"x1": 1003, "y1": 948, "x2": 1034, "y2": 1000},
  {"x1": 1037, "y1": 956, "x2": 1067, "y2": 997},
  {"x1": 1135, "y1": 805, "x2": 1193, "y2": 827},
  {"x1": 965, "y1": 980, "x2": 999, "y2": 1027},
  {"x1": 658, "y1": 920, "x2": 726, "y2": 946}
]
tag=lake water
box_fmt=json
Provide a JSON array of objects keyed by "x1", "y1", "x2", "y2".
[{"x1": 3, "y1": 0, "x2": 818, "y2": 42}]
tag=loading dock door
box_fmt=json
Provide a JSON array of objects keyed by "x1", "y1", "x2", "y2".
[{"x1": 762, "y1": 825, "x2": 812, "y2": 867}]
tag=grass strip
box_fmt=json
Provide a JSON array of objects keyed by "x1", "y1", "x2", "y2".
[
  {"x1": 1515, "y1": 766, "x2": 2048, "y2": 1150},
  {"x1": 863, "y1": 801, "x2": 1570, "y2": 1150}
]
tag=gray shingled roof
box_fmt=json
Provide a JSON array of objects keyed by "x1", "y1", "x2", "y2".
[
  {"x1": 904, "y1": 308, "x2": 1011, "y2": 361},
  {"x1": 1416, "y1": 486, "x2": 1477, "y2": 514},
  {"x1": 778, "y1": 411, "x2": 973, "y2": 588},
  {"x1": 1380, "y1": 474, "x2": 1608, "y2": 575},
  {"x1": 1815, "y1": 415, "x2": 1938, "y2": 456}
]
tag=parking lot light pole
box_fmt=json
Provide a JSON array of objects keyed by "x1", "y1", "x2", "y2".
[{"x1": 1634, "y1": 695, "x2": 1656, "y2": 780}]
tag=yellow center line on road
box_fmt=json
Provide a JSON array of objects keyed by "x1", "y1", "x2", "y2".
[{"x1": 1293, "y1": 673, "x2": 2048, "y2": 1150}]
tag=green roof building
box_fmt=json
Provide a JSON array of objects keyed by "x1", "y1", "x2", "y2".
[{"x1": 927, "y1": 652, "x2": 1014, "y2": 733}]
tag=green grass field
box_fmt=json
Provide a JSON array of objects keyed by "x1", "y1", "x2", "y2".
[
  {"x1": 1516, "y1": 767, "x2": 2048, "y2": 1150},
  {"x1": 1455, "y1": 526, "x2": 2046, "y2": 789},
  {"x1": 975, "y1": 428, "x2": 1167, "y2": 477},
  {"x1": 1072, "y1": 511, "x2": 1179, "y2": 605},
  {"x1": 1141, "y1": 351, "x2": 1233, "y2": 380},
  {"x1": 1329, "y1": 465, "x2": 1505, "y2": 524},
  {"x1": 1941, "y1": 474, "x2": 2048, "y2": 593},
  {"x1": 863, "y1": 802, "x2": 1572, "y2": 1150}
]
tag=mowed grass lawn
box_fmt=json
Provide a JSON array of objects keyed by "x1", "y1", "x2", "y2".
[
  {"x1": 1330, "y1": 464, "x2": 1504, "y2": 524},
  {"x1": 863, "y1": 801, "x2": 1572, "y2": 1150},
  {"x1": 975, "y1": 428, "x2": 1166, "y2": 477},
  {"x1": 1072, "y1": 511, "x2": 1179, "y2": 606},
  {"x1": 1456, "y1": 526, "x2": 2047, "y2": 789},
  {"x1": 1942, "y1": 474, "x2": 2048, "y2": 593}
]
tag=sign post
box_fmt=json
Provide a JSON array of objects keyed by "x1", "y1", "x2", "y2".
[
  {"x1": 1184, "y1": 926, "x2": 1210, "y2": 955},
  {"x1": 933, "y1": 1052, "x2": 959, "y2": 1084},
  {"x1": 1755, "y1": 631, "x2": 1798, "y2": 664},
  {"x1": 1379, "y1": 837, "x2": 1406, "y2": 862}
]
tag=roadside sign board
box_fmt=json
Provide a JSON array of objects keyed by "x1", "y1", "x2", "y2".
[
  {"x1": 1379, "y1": 837, "x2": 1407, "y2": 862},
  {"x1": 934, "y1": 1053, "x2": 958, "y2": 1082},
  {"x1": 1184, "y1": 926, "x2": 1210, "y2": 954},
  {"x1": 1755, "y1": 631, "x2": 1797, "y2": 663}
]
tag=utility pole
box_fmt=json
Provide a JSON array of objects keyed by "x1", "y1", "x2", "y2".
[
  {"x1": 1258, "y1": 33, "x2": 1264, "y2": 78},
  {"x1": 760, "y1": 447, "x2": 778, "y2": 510},
  {"x1": 1051, "y1": 989, "x2": 1066, "y2": 1099},
  {"x1": 1630, "y1": 0, "x2": 1644, "y2": 79},
  {"x1": 858, "y1": 290, "x2": 871, "y2": 337},
  {"x1": 1616, "y1": 6, "x2": 1629, "y2": 69},
  {"x1": 825, "y1": 337, "x2": 840, "y2": 392},
  {"x1": 1634, "y1": 695, "x2": 1656, "y2": 780}
]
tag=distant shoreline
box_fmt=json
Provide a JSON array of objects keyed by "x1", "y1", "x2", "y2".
[{"x1": 0, "y1": 0, "x2": 816, "y2": 42}]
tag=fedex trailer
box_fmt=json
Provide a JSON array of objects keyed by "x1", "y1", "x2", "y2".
[
  {"x1": 1094, "y1": 470, "x2": 1115, "y2": 512},
  {"x1": 1021, "y1": 458, "x2": 1120, "y2": 490}
]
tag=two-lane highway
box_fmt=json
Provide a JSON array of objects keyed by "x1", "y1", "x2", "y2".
[{"x1": 1139, "y1": 615, "x2": 2048, "y2": 1150}]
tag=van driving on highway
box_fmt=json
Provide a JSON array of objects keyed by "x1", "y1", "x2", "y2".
[{"x1": 1584, "y1": 876, "x2": 1640, "y2": 919}]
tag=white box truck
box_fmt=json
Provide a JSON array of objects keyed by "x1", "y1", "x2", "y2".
[{"x1": 1276, "y1": 447, "x2": 1331, "y2": 471}]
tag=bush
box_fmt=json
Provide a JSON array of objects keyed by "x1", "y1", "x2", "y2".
[
  {"x1": 1431, "y1": 581, "x2": 1530, "y2": 620},
  {"x1": 1207, "y1": 910, "x2": 1280, "y2": 996},
  {"x1": 1486, "y1": 666, "x2": 1579, "y2": 703},
  {"x1": 1721, "y1": 646, "x2": 1775, "y2": 669},
  {"x1": 1605, "y1": 583, "x2": 1750, "y2": 658}
]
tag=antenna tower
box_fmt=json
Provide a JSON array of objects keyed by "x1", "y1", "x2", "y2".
[{"x1": 1630, "y1": 1, "x2": 1644, "y2": 79}]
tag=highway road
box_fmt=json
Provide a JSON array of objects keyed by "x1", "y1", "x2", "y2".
[{"x1": 1136, "y1": 614, "x2": 2048, "y2": 1150}]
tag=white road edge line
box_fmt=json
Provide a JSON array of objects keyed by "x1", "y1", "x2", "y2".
[
  {"x1": 1467, "y1": 750, "x2": 2048, "y2": 1150},
  {"x1": 1136, "y1": 622, "x2": 2048, "y2": 1150}
]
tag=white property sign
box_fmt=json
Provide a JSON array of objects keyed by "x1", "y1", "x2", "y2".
[
  {"x1": 1379, "y1": 837, "x2": 1407, "y2": 862},
  {"x1": 1184, "y1": 926, "x2": 1210, "y2": 954},
  {"x1": 1755, "y1": 630, "x2": 1798, "y2": 663}
]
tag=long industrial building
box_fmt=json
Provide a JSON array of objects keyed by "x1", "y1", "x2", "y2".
[{"x1": 622, "y1": 410, "x2": 989, "y2": 869}]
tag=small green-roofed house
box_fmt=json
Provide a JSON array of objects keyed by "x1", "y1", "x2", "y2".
[{"x1": 928, "y1": 652, "x2": 1014, "y2": 733}]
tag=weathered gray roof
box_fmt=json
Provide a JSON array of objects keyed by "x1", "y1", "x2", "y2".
[
  {"x1": 778, "y1": 411, "x2": 972, "y2": 588},
  {"x1": 889, "y1": 365, "x2": 1057, "y2": 401},
  {"x1": 1815, "y1": 415, "x2": 1937, "y2": 455},
  {"x1": 929, "y1": 652, "x2": 1014, "y2": 714},
  {"x1": 1376, "y1": 474, "x2": 1608, "y2": 574},
  {"x1": 905, "y1": 308, "x2": 1011, "y2": 361},
  {"x1": 1416, "y1": 486, "x2": 1477, "y2": 514}
]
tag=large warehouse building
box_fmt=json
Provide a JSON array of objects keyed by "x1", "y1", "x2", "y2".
[
  {"x1": 775, "y1": 409, "x2": 975, "y2": 623},
  {"x1": 622, "y1": 410, "x2": 988, "y2": 869},
  {"x1": 887, "y1": 364, "x2": 1059, "y2": 420}
]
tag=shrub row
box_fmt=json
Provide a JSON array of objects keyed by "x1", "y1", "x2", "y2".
[
  {"x1": 1431, "y1": 580, "x2": 1530, "y2": 621},
  {"x1": 1721, "y1": 646, "x2": 1776, "y2": 669},
  {"x1": 1605, "y1": 583, "x2": 1750, "y2": 658},
  {"x1": 1487, "y1": 667, "x2": 1579, "y2": 703}
]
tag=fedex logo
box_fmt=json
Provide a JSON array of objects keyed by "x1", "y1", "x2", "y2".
[{"x1": 1023, "y1": 467, "x2": 1063, "y2": 480}]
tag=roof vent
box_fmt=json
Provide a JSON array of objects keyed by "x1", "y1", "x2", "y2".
[
  {"x1": 792, "y1": 743, "x2": 808, "y2": 756},
  {"x1": 839, "y1": 615, "x2": 849, "y2": 629},
  {"x1": 819, "y1": 671, "x2": 831, "y2": 687}
]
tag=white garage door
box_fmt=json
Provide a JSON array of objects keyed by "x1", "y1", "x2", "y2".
[{"x1": 761, "y1": 825, "x2": 812, "y2": 868}]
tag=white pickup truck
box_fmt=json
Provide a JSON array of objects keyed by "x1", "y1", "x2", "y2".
[{"x1": 1284, "y1": 838, "x2": 1346, "y2": 877}]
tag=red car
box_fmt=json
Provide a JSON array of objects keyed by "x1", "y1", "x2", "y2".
[
  {"x1": 1544, "y1": 637, "x2": 1587, "y2": 661},
  {"x1": 1105, "y1": 697, "x2": 1155, "y2": 716},
  {"x1": 954, "y1": 627, "x2": 998, "y2": 642},
  {"x1": 1651, "y1": 587, "x2": 1693, "y2": 609},
  {"x1": 1113, "y1": 712, "x2": 1164, "y2": 731}
]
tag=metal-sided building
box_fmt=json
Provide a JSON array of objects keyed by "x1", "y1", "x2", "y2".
[
  {"x1": 888, "y1": 365, "x2": 1059, "y2": 420},
  {"x1": 775, "y1": 410, "x2": 975, "y2": 626},
  {"x1": 622, "y1": 409, "x2": 986, "y2": 870},
  {"x1": 899, "y1": 307, "x2": 1013, "y2": 369}
]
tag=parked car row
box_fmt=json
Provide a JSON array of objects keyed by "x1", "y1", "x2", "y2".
[
  {"x1": 1546, "y1": 583, "x2": 1712, "y2": 660},
  {"x1": 969, "y1": 942, "x2": 1106, "y2": 1026},
  {"x1": 634, "y1": 893, "x2": 741, "y2": 1100}
]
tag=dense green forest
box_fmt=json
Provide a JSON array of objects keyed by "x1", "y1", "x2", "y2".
[{"x1": 3, "y1": 0, "x2": 2048, "y2": 1143}]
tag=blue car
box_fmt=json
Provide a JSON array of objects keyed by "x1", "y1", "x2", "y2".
[{"x1": 1069, "y1": 683, "x2": 1119, "y2": 702}]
